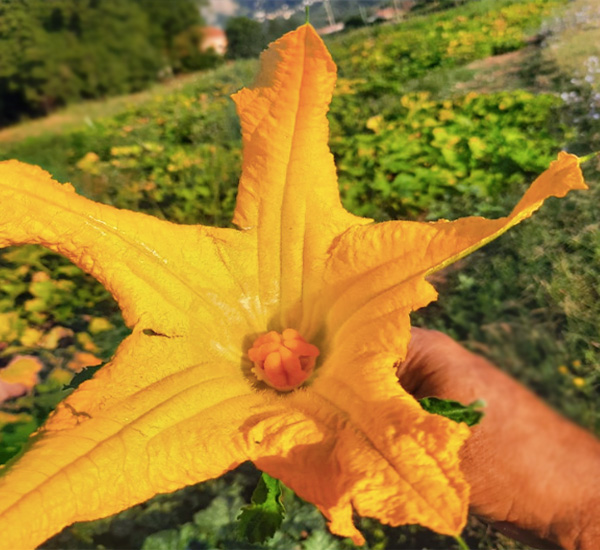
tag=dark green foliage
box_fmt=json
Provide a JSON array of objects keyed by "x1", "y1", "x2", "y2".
[
  {"x1": 224, "y1": 15, "x2": 302, "y2": 60},
  {"x1": 64, "y1": 365, "x2": 103, "y2": 390},
  {"x1": 419, "y1": 397, "x2": 485, "y2": 426},
  {"x1": 263, "y1": 17, "x2": 302, "y2": 44},
  {"x1": 135, "y1": 0, "x2": 204, "y2": 56},
  {"x1": 238, "y1": 473, "x2": 286, "y2": 543},
  {"x1": 135, "y1": 0, "x2": 217, "y2": 73},
  {"x1": 0, "y1": 0, "x2": 158, "y2": 123},
  {"x1": 0, "y1": 0, "x2": 208, "y2": 125},
  {"x1": 344, "y1": 15, "x2": 366, "y2": 30},
  {"x1": 412, "y1": 0, "x2": 473, "y2": 13},
  {"x1": 42, "y1": 463, "x2": 511, "y2": 549},
  {"x1": 225, "y1": 17, "x2": 267, "y2": 59},
  {"x1": 0, "y1": 416, "x2": 38, "y2": 464}
]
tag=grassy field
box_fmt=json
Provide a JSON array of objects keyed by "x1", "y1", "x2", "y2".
[{"x1": 1, "y1": 0, "x2": 599, "y2": 548}]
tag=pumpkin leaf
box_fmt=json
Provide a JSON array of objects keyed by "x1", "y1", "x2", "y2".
[
  {"x1": 419, "y1": 397, "x2": 485, "y2": 427},
  {"x1": 237, "y1": 473, "x2": 285, "y2": 543}
]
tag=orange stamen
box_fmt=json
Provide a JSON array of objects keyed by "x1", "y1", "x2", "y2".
[{"x1": 248, "y1": 329, "x2": 320, "y2": 391}]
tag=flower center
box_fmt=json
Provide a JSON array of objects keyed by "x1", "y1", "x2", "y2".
[{"x1": 248, "y1": 328, "x2": 320, "y2": 391}]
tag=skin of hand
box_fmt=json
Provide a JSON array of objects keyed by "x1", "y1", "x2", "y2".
[{"x1": 397, "y1": 328, "x2": 600, "y2": 550}]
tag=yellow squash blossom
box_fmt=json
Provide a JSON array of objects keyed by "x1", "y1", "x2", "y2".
[{"x1": 0, "y1": 25, "x2": 586, "y2": 549}]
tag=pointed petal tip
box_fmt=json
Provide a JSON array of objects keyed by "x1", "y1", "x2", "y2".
[
  {"x1": 327, "y1": 508, "x2": 366, "y2": 546},
  {"x1": 231, "y1": 23, "x2": 334, "y2": 108},
  {"x1": 230, "y1": 16, "x2": 355, "y2": 256},
  {"x1": 508, "y1": 150, "x2": 587, "y2": 222},
  {"x1": 555, "y1": 150, "x2": 588, "y2": 190}
]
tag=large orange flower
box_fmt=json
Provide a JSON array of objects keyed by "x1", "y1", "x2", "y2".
[{"x1": 0, "y1": 25, "x2": 586, "y2": 549}]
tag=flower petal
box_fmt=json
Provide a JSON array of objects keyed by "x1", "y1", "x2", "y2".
[
  {"x1": 232, "y1": 25, "x2": 367, "y2": 329},
  {"x1": 254, "y1": 358, "x2": 469, "y2": 544},
  {"x1": 0, "y1": 161, "x2": 270, "y2": 548},
  {"x1": 0, "y1": 160, "x2": 263, "y2": 338},
  {"x1": 276, "y1": 152, "x2": 584, "y2": 540},
  {"x1": 0, "y1": 331, "x2": 272, "y2": 549},
  {"x1": 324, "y1": 152, "x2": 586, "y2": 362}
]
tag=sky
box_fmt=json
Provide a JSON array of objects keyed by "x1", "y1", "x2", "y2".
[{"x1": 202, "y1": 0, "x2": 239, "y2": 26}]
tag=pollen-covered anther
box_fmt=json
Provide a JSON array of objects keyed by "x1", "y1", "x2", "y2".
[{"x1": 248, "y1": 328, "x2": 320, "y2": 391}]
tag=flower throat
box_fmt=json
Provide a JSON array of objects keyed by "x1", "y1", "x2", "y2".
[{"x1": 248, "y1": 329, "x2": 320, "y2": 391}]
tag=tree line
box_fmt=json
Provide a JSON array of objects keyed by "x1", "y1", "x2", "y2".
[
  {"x1": 0, "y1": 0, "x2": 217, "y2": 126},
  {"x1": 224, "y1": 16, "x2": 302, "y2": 60}
]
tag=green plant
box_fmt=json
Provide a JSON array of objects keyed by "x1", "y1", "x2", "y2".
[{"x1": 333, "y1": 90, "x2": 568, "y2": 220}]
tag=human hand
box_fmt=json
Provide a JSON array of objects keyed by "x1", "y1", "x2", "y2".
[{"x1": 397, "y1": 328, "x2": 600, "y2": 550}]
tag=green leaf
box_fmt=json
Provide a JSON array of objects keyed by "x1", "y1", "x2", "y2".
[
  {"x1": 303, "y1": 529, "x2": 344, "y2": 550},
  {"x1": 0, "y1": 418, "x2": 38, "y2": 465},
  {"x1": 419, "y1": 397, "x2": 485, "y2": 427},
  {"x1": 237, "y1": 472, "x2": 285, "y2": 544},
  {"x1": 63, "y1": 364, "x2": 103, "y2": 390}
]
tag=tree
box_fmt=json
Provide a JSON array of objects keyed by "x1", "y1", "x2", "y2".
[
  {"x1": 0, "y1": 0, "x2": 37, "y2": 125},
  {"x1": 225, "y1": 17, "x2": 266, "y2": 59},
  {"x1": 133, "y1": 0, "x2": 207, "y2": 70},
  {"x1": 0, "y1": 0, "x2": 210, "y2": 125},
  {"x1": 263, "y1": 16, "x2": 300, "y2": 44}
]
